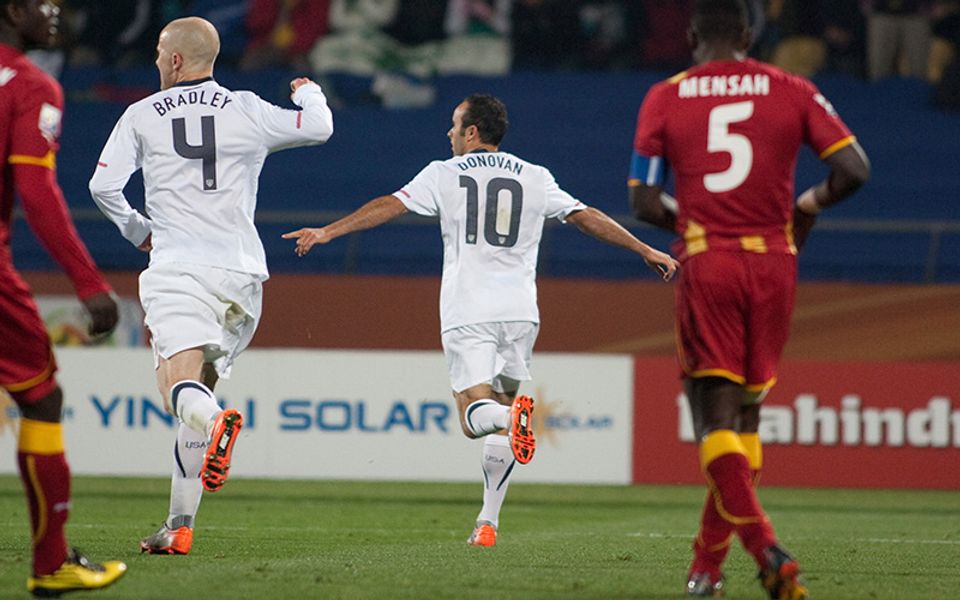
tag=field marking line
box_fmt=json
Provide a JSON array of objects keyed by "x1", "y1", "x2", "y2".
[
  {"x1": 628, "y1": 531, "x2": 960, "y2": 545},
  {"x1": 66, "y1": 523, "x2": 448, "y2": 534}
]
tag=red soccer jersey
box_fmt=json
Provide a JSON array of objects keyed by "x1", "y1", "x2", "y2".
[
  {"x1": 0, "y1": 43, "x2": 109, "y2": 299},
  {"x1": 633, "y1": 58, "x2": 855, "y2": 258}
]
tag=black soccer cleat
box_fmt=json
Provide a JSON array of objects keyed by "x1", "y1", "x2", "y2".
[{"x1": 758, "y1": 544, "x2": 808, "y2": 600}]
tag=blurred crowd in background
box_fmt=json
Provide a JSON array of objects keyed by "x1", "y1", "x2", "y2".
[{"x1": 37, "y1": 1, "x2": 960, "y2": 109}]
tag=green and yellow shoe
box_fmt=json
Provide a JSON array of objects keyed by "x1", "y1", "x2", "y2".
[{"x1": 27, "y1": 549, "x2": 127, "y2": 598}]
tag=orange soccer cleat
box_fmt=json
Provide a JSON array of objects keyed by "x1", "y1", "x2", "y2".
[
  {"x1": 139, "y1": 523, "x2": 193, "y2": 555},
  {"x1": 467, "y1": 522, "x2": 497, "y2": 547},
  {"x1": 509, "y1": 395, "x2": 536, "y2": 464},
  {"x1": 202, "y1": 409, "x2": 243, "y2": 492}
]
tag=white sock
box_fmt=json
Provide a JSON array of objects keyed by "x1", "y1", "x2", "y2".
[
  {"x1": 171, "y1": 380, "x2": 221, "y2": 437},
  {"x1": 167, "y1": 422, "x2": 205, "y2": 529},
  {"x1": 476, "y1": 434, "x2": 515, "y2": 529},
  {"x1": 464, "y1": 400, "x2": 509, "y2": 437}
]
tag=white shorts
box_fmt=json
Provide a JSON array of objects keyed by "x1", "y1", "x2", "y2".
[
  {"x1": 441, "y1": 321, "x2": 539, "y2": 393},
  {"x1": 139, "y1": 262, "x2": 263, "y2": 378}
]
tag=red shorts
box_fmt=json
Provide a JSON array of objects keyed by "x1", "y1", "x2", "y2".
[
  {"x1": 675, "y1": 250, "x2": 796, "y2": 391},
  {"x1": 0, "y1": 262, "x2": 57, "y2": 404}
]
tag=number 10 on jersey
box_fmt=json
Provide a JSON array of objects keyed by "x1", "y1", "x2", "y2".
[{"x1": 459, "y1": 175, "x2": 523, "y2": 248}]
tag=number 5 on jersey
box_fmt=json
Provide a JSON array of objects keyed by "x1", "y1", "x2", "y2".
[
  {"x1": 705, "y1": 100, "x2": 753, "y2": 193},
  {"x1": 173, "y1": 116, "x2": 218, "y2": 191}
]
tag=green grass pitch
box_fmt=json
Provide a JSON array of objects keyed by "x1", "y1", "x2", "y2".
[{"x1": 1, "y1": 476, "x2": 957, "y2": 599}]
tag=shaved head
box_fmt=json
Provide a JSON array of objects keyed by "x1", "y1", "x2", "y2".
[
  {"x1": 159, "y1": 16, "x2": 219, "y2": 72},
  {"x1": 155, "y1": 17, "x2": 219, "y2": 90}
]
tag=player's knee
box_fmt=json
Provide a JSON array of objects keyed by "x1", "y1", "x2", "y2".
[{"x1": 17, "y1": 384, "x2": 64, "y2": 423}]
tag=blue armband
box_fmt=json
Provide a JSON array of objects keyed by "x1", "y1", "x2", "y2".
[{"x1": 628, "y1": 151, "x2": 666, "y2": 186}]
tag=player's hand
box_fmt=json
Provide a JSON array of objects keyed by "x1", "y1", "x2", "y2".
[
  {"x1": 282, "y1": 227, "x2": 331, "y2": 257},
  {"x1": 138, "y1": 233, "x2": 152, "y2": 252},
  {"x1": 82, "y1": 291, "x2": 120, "y2": 339},
  {"x1": 644, "y1": 250, "x2": 680, "y2": 282},
  {"x1": 290, "y1": 77, "x2": 315, "y2": 96}
]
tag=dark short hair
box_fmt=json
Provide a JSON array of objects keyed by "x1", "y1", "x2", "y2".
[
  {"x1": 460, "y1": 94, "x2": 508, "y2": 146},
  {"x1": 692, "y1": 0, "x2": 749, "y2": 42}
]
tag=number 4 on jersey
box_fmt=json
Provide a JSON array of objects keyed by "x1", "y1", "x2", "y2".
[{"x1": 172, "y1": 116, "x2": 218, "y2": 191}]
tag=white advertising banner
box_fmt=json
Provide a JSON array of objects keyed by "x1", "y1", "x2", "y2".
[{"x1": 1, "y1": 348, "x2": 633, "y2": 484}]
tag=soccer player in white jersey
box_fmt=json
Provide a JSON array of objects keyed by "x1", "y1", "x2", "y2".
[
  {"x1": 283, "y1": 94, "x2": 678, "y2": 547},
  {"x1": 88, "y1": 16, "x2": 334, "y2": 555}
]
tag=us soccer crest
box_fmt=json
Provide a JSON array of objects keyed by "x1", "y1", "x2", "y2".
[{"x1": 37, "y1": 102, "x2": 62, "y2": 144}]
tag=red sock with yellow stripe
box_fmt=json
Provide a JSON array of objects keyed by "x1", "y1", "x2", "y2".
[
  {"x1": 691, "y1": 494, "x2": 733, "y2": 578},
  {"x1": 17, "y1": 418, "x2": 70, "y2": 576},
  {"x1": 691, "y1": 432, "x2": 764, "y2": 574},
  {"x1": 699, "y1": 430, "x2": 775, "y2": 566}
]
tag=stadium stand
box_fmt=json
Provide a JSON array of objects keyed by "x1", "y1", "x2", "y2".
[{"x1": 11, "y1": 67, "x2": 960, "y2": 282}]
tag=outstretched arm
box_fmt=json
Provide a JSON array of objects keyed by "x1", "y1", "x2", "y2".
[
  {"x1": 282, "y1": 194, "x2": 409, "y2": 256},
  {"x1": 565, "y1": 207, "x2": 679, "y2": 281},
  {"x1": 793, "y1": 141, "x2": 871, "y2": 250}
]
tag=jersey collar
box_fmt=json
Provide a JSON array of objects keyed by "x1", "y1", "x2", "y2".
[{"x1": 173, "y1": 76, "x2": 215, "y2": 88}]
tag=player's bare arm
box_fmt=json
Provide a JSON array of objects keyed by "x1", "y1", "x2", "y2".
[
  {"x1": 797, "y1": 141, "x2": 871, "y2": 213},
  {"x1": 283, "y1": 194, "x2": 409, "y2": 256},
  {"x1": 630, "y1": 183, "x2": 677, "y2": 233},
  {"x1": 794, "y1": 142, "x2": 871, "y2": 249},
  {"x1": 12, "y1": 159, "x2": 121, "y2": 333},
  {"x1": 566, "y1": 207, "x2": 679, "y2": 281}
]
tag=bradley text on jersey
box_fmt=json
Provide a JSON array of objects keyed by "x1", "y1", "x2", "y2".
[{"x1": 153, "y1": 88, "x2": 233, "y2": 117}]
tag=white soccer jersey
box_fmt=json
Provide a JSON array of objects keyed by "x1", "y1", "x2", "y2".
[
  {"x1": 394, "y1": 150, "x2": 585, "y2": 332},
  {"x1": 89, "y1": 79, "x2": 333, "y2": 279}
]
